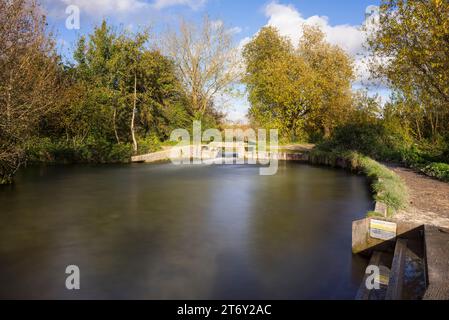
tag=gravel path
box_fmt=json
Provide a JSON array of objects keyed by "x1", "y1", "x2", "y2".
[{"x1": 386, "y1": 164, "x2": 449, "y2": 228}]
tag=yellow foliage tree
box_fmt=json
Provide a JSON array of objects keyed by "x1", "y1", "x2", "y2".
[
  {"x1": 368, "y1": 0, "x2": 449, "y2": 140},
  {"x1": 243, "y1": 26, "x2": 354, "y2": 141}
]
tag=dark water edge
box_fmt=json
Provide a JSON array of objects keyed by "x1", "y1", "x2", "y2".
[{"x1": 0, "y1": 162, "x2": 373, "y2": 299}]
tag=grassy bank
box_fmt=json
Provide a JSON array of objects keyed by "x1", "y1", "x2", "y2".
[
  {"x1": 24, "y1": 138, "x2": 133, "y2": 164},
  {"x1": 309, "y1": 149, "x2": 408, "y2": 218}
]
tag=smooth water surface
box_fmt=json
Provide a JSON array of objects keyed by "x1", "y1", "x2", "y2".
[{"x1": 0, "y1": 162, "x2": 372, "y2": 299}]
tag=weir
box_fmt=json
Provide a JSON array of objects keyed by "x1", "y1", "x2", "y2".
[{"x1": 131, "y1": 143, "x2": 310, "y2": 164}]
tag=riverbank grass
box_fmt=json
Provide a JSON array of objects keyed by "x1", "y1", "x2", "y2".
[
  {"x1": 355, "y1": 154, "x2": 408, "y2": 213},
  {"x1": 309, "y1": 150, "x2": 408, "y2": 217}
]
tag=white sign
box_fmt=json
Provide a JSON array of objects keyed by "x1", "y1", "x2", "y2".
[{"x1": 370, "y1": 219, "x2": 397, "y2": 240}]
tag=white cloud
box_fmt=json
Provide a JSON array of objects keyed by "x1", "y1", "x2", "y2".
[
  {"x1": 226, "y1": 107, "x2": 249, "y2": 122},
  {"x1": 265, "y1": 2, "x2": 365, "y2": 55},
  {"x1": 41, "y1": 0, "x2": 153, "y2": 21},
  {"x1": 152, "y1": 0, "x2": 207, "y2": 10},
  {"x1": 60, "y1": 0, "x2": 149, "y2": 16},
  {"x1": 210, "y1": 20, "x2": 242, "y2": 36},
  {"x1": 42, "y1": 0, "x2": 206, "y2": 21},
  {"x1": 56, "y1": 0, "x2": 207, "y2": 14},
  {"x1": 228, "y1": 26, "x2": 242, "y2": 35}
]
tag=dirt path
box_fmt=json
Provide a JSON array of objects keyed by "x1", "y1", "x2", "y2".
[{"x1": 386, "y1": 164, "x2": 449, "y2": 228}]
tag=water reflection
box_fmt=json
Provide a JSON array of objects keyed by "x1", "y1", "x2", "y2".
[{"x1": 0, "y1": 162, "x2": 372, "y2": 299}]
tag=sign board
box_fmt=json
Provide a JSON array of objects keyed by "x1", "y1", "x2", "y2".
[
  {"x1": 370, "y1": 219, "x2": 397, "y2": 241},
  {"x1": 376, "y1": 265, "x2": 391, "y2": 286}
]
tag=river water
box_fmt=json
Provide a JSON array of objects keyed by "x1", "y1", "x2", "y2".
[{"x1": 0, "y1": 162, "x2": 372, "y2": 299}]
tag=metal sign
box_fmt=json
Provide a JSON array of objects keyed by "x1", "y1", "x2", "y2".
[
  {"x1": 376, "y1": 265, "x2": 391, "y2": 286},
  {"x1": 370, "y1": 219, "x2": 397, "y2": 240}
]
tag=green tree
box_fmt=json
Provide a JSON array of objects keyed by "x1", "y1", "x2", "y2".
[
  {"x1": 63, "y1": 21, "x2": 118, "y2": 145},
  {"x1": 112, "y1": 30, "x2": 150, "y2": 153},
  {"x1": 351, "y1": 90, "x2": 382, "y2": 125},
  {"x1": 64, "y1": 21, "x2": 192, "y2": 154}
]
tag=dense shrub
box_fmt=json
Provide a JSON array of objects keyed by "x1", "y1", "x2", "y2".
[
  {"x1": 25, "y1": 137, "x2": 133, "y2": 164},
  {"x1": 441, "y1": 135, "x2": 449, "y2": 163},
  {"x1": 321, "y1": 122, "x2": 413, "y2": 161},
  {"x1": 324, "y1": 123, "x2": 385, "y2": 155},
  {"x1": 421, "y1": 163, "x2": 449, "y2": 183},
  {"x1": 107, "y1": 143, "x2": 133, "y2": 163},
  {"x1": 398, "y1": 145, "x2": 428, "y2": 168},
  {"x1": 137, "y1": 134, "x2": 162, "y2": 155}
]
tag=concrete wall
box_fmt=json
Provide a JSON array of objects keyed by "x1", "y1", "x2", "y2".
[
  {"x1": 352, "y1": 215, "x2": 422, "y2": 254},
  {"x1": 131, "y1": 147, "x2": 310, "y2": 164},
  {"x1": 131, "y1": 149, "x2": 172, "y2": 163}
]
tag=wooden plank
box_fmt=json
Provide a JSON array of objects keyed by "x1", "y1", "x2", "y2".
[
  {"x1": 423, "y1": 225, "x2": 449, "y2": 300},
  {"x1": 356, "y1": 251, "x2": 382, "y2": 300},
  {"x1": 385, "y1": 239, "x2": 407, "y2": 300},
  {"x1": 423, "y1": 285, "x2": 449, "y2": 300}
]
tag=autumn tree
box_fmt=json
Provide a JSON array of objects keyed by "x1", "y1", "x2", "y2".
[
  {"x1": 367, "y1": 0, "x2": 449, "y2": 140},
  {"x1": 243, "y1": 27, "x2": 316, "y2": 140},
  {"x1": 299, "y1": 26, "x2": 354, "y2": 138},
  {"x1": 0, "y1": 0, "x2": 62, "y2": 184},
  {"x1": 243, "y1": 26, "x2": 354, "y2": 141}
]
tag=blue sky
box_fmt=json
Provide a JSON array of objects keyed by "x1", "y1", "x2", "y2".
[{"x1": 42, "y1": 0, "x2": 385, "y2": 122}]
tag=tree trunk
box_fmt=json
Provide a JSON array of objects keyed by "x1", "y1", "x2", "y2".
[
  {"x1": 429, "y1": 111, "x2": 436, "y2": 140},
  {"x1": 324, "y1": 125, "x2": 331, "y2": 139},
  {"x1": 131, "y1": 73, "x2": 138, "y2": 154},
  {"x1": 6, "y1": 72, "x2": 12, "y2": 126},
  {"x1": 113, "y1": 107, "x2": 120, "y2": 144},
  {"x1": 415, "y1": 119, "x2": 422, "y2": 141}
]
